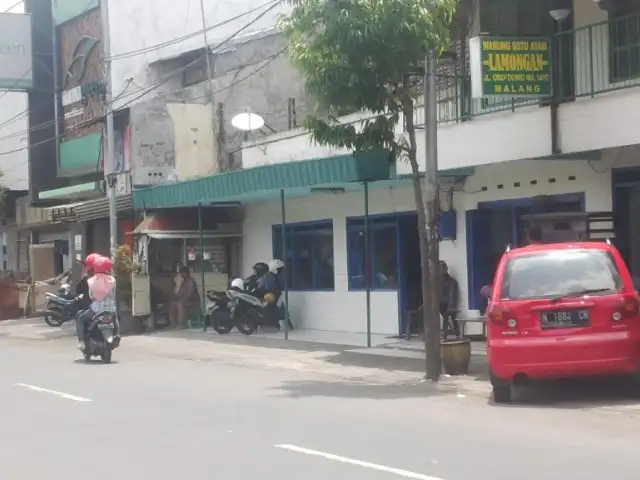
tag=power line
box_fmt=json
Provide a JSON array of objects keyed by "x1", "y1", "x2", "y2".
[
  {"x1": 0, "y1": 0, "x2": 282, "y2": 134},
  {"x1": 2, "y1": 0, "x2": 23, "y2": 12},
  {"x1": 0, "y1": 1, "x2": 284, "y2": 156},
  {"x1": 0, "y1": 0, "x2": 104, "y2": 133},
  {"x1": 107, "y1": 0, "x2": 280, "y2": 60}
]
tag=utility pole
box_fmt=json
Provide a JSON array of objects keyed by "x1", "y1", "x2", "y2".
[
  {"x1": 423, "y1": 51, "x2": 441, "y2": 381},
  {"x1": 199, "y1": 0, "x2": 222, "y2": 171},
  {"x1": 51, "y1": 0, "x2": 60, "y2": 172},
  {"x1": 100, "y1": 0, "x2": 117, "y2": 259}
]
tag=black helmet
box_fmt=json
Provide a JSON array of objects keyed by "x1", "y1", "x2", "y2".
[{"x1": 252, "y1": 262, "x2": 269, "y2": 277}]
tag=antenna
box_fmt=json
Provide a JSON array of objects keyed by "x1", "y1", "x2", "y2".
[{"x1": 231, "y1": 110, "x2": 265, "y2": 131}]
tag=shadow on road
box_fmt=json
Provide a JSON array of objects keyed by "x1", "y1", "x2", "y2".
[
  {"x1": 73, "y1": 359, "x2": 119, "y2": 366},
  {"x1": 500, "y1": 377, "x2": 640, "y2": 410},
  {"x1": 273, "y1": 379, "x2": 441, "y2": 399}
]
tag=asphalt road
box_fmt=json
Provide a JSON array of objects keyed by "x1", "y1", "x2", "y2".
[{"x1": 2, "y1": 340, "x2": 640, "y2": 480}]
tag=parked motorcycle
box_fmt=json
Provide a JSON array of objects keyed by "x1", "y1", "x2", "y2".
[
  {"x1": 43, "y1": 283, "x2": 78, "y2": 327},
  {"x1": 81, "y1": 310, "x2": 120, "y2": 364},
  {"x1": 206, "y1": 290, "x2": 234, "y2": 334},
  {"x1": 227, "y1": 287, "x2": 266, "y2": 335}
]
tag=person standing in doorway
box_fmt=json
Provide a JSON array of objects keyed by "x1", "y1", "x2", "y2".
[{"x1": 439, "y1": 261, "x2": 460, "y2": 339}]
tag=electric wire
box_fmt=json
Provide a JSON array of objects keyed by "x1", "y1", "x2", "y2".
[
  {"x1": 0, "y1": 0, "x2": 285, "y2": 156},
  {"x1": 107, "y1": 0, "x2": 280, "y2": 60},
  {"x1": 0, "y1": 0, "x2": 281, "y2": 133},
  {"x1": 2, "y1": 0, "x2": 22, "y2": 12}
]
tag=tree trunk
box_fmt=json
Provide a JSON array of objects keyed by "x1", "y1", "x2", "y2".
[{"x1": 403, "y1": 101, "x2": 441, "y2": 381}]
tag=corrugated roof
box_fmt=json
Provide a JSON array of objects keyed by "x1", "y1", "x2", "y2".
[{"x1": 133, "y1": 151, "x2": 392, "y2": 210}]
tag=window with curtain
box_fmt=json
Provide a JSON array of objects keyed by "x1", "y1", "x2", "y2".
[
  {"x1": 272, "y1": 221, "x2": 335, "y2": 291},
  {"x1": 347, "y1": 218, "x2": 398, "y2": 290}
]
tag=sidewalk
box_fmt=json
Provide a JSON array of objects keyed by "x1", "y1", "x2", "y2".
[{"x1": 0, "y1": 318, "x2": 491, "y2": 396}]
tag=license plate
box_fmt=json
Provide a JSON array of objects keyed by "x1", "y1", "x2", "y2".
[
  {"x1": 540, "y1": 310, "x2": 590, "y2": 328},
  {"x1": 98, "y1": 323, "x2": 114, "y2": 330}
]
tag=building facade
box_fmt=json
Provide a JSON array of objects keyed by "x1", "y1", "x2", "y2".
[{"x1": 131, "y1": 0, "x2": 640, "y2": 339}]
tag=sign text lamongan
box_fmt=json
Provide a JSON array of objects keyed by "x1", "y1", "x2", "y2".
[
  {"x1": 0, "y1": 13, "x2": 33, "y2": 90},
  {"x1": 469, "y1": 36, "x2": 551, "y2": 98}
]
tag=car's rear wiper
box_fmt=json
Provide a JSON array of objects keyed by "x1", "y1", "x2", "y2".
[{"x1": 550, "y1": 288, "x2": 611, "y2": 303}]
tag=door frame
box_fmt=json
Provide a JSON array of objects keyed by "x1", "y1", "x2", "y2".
[{"x1": 467, "y1": 192, "x2": 586, "y2": 311}]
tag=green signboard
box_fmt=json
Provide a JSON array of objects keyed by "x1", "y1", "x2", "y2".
[{"x1": 471, "y1": 37, "x2": 551, "y2": 97}]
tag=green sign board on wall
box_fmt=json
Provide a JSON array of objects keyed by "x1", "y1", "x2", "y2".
[{"x1": 469, "y1": 36, "x2": 552, "y2": 98}]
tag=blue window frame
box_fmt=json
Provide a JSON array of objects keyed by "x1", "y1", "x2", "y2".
[
  {"x1": 272, "y1": 220, "x2": 335, "y2": 291},
  {"x1": 347, "y1": 217, "x2": 399, "y2": 291}
]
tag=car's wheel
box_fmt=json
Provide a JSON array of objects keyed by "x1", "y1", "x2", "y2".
[
  {"x1": 490, "y1": 371, "x2": 512, "y2": 403},
  {"x1": 82, "y1": 350, "x2": 91, "y2": 361},
  {"x1": 492, "y1": 384, "x2": 512, "y2": 404}
]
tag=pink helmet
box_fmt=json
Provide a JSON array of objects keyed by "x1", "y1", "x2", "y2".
[
  {"x1": 84, "y1": 253, "x2": 101, "y2": 270},
  {"x1": 93, "y1": 256, "x2": 112, "y2": 274}
]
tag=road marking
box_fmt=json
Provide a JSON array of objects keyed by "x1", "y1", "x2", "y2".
[
  {"x1": 15, "y1": 383, "x2": 92, "y2": 402},
  {"x1": 274, "y1": 444, "x2": 444, "y2": 480}
]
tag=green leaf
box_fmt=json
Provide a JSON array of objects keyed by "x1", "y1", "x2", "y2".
[{"x1": 280, "y1": 0, "x2": 458, "y2": 156}]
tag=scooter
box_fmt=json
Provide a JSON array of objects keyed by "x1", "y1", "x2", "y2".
[
  {"x1": 44, "y1": 284, "x2": 78, "y2": 327},
  {"x1": 206, "y1": 290, "x2": 234, "y2": 334},
  {"x1": 82, "y1": 310, "x2": 120, "y2": 364}
]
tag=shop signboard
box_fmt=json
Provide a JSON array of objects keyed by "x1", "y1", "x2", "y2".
[
  {"x1": 0, "y1": 13, "x2": 33, "y2": 89},
  {"x1": 469, "y1": 36, "x2": 551, "y2": 98}
]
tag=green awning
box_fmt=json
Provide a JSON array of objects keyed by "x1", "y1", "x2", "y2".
[{"x1": 133, "y1": 151, "x2": 392, "y2": 210}]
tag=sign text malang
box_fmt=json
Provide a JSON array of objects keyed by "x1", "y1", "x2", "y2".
[{"x1": 480, "y1": 38, "x2": 551, "y2": 97}]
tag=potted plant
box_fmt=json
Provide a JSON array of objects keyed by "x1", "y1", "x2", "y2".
[
  {"x1": 441, "y1": 338, "x2": 472, "y2": 375},
  {"x1": 113, "y1": 244, "x2": 139, "y2": 334}
]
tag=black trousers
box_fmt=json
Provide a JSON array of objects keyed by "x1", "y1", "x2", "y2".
[{"x1": 440, "y1": 304, "x2": 459, "y2": 338}]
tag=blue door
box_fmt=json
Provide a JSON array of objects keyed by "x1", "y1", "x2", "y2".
[{"x1": 466, "y1": 209, "x2": 493, "y2": 311}]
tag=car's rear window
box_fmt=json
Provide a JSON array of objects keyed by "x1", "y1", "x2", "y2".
[{"x1": 501, "y1": 249, "x2": 623, "y2": 300}]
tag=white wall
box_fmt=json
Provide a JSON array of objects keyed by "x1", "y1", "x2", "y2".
[
  {"x1": 241, "y1": 154, "x2": 620, "y2": 335},
  {"x1": 107, "y1": 0, "x2": 290, "y2": 109},
  {"x1": 240, "y1": 0, "x2": 640, "y2": 173},
  {"x1": 0, "y1": 0, "x2": 28, "y2": 191},
  {"x1": 0, "y1": 92, "x2": 28, "y2": 191},
  {"x1": 241, "y1": 105, "x2": 553, "y2": 174}
]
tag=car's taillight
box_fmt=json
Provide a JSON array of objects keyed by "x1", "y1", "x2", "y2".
[
  {"x1": 487, "y1": 305, "x2": 517, "y2": 328},
  {"x1": 613, "y1": 295, "x2": 640, "y2": 321}
]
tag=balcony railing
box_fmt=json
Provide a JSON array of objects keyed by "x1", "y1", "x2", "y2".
[{"x1": 414, "y1": 10, "x2": 640, "y2": 127}]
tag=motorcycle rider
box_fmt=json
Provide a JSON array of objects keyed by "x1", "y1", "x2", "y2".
[
  {"x1": 253, "y1": 259, "x2": 284, "y2": 329},
  {"x1": 246, "y1": 262, "x2": 269, "y2": 290},
  {"x1": 76, "y1": 253, "x2": 99, "y2": 310},
  {"x1": 77, "y1": 256, "x2": 119, "y2": 350},
  {"x1": 75, "y1": 253, "x2": 100, "y2": 346}
]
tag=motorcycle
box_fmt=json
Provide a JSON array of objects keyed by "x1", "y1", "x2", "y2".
[
  {"x1": 206, "y1": 290, "x2": 234, "y2": 334},
  {"x1": 82, "y1": 310, "x2": 120, "y2": 364},
  {"x1": 226, "y1": 277, "x2": 284, "y2": 336},
  {"x1": 43, "y1": 283, "x2": 78, "y2": 327},
  {"x1": 227, "y1": 287, "x2": 266, "y2": 336}
]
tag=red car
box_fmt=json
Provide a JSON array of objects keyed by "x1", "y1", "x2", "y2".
[{"x1": 487, "y1": 241, "x2": 640, "y2": 403}]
